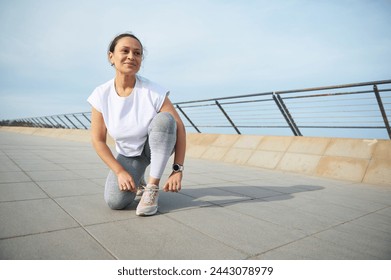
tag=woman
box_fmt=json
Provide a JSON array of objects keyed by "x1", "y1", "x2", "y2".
[{"x1": 87, "y1": 32, "x2": 186, "y2": 216}]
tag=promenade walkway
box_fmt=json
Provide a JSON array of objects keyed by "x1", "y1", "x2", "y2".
[{"x1": 0, "y1": 130, "x2": 390, "y2": 259}]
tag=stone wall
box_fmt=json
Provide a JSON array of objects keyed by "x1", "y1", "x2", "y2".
[{"x1": 186, "y1": 133, "x2": 391, "y2": 186}]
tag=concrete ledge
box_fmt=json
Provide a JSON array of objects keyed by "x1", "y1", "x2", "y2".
[
  {"x1": 187, "y1": 133, "x2": 391, "y2": 186},
  {"x1": 0, "y1": 127, "x2": 115, "y2": 146},
  {"x1": 1, "y1": 127, "x2": 390, "y2": 186}
]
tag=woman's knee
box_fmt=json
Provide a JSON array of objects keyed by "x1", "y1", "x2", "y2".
[
  {"x1": 104, "y1": 192, "x2": 135, "y2": 210},
  {"x1": 149, "y1": 112, "x2": 176, "y2": 134}
]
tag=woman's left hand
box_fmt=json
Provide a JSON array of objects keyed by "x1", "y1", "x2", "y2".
[{"x1": 163, "y1": 172, "x2": 183, "y2": 192}]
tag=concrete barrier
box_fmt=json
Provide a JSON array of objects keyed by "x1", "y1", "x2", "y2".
[
  {"x1": 0, "y1": 127, "x2": 115, "y2": 146},
  {"x1": 187, "y1": 133, "x2": 391, "y2": 186},
  {"x1": 1, "y1": 126, "x2": 390, "y2": 186}
]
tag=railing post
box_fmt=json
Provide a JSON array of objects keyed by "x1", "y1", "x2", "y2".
[
  {"x1": 63, "y1": 115, "x2": 78, "y2": 129},
  {"x1": 176, "y1": 105, "x2": 201, "y2": 133},
  {"x1": 39, "y1": 117, "x2": 50, "y2": 127},
  {"x1": 82, "y1": 113, "x2": 91, "y2": 124},
  {"x1": 57, "y1": 116, "x2": 70, "y2": 129},
  {"x1": 50, "y1": 116, "x2": 62, "y2": 128},
  {"x1": 44, "y1": 117, "x2": 56, "y2": 128},
  {"x1": 73, "y1": 114, "x2": 88, "y2": 129},
  {"x1": 272, "y1": 92, "x2": 302, "y2": 136},
  {"x1": 373, "y1": 85, "x2": 391, "y2": 139},
  {"x1": 215, "y1": 100, "x2": 241, "y2": 134},
  {"x1": 21, "y1": 119, "x2": 30, "y2": 127},
  {"x1": 32, "y1": 118, "x2": 43, "y2": 127}
]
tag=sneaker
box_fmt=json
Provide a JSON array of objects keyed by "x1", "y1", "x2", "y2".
[
  {"x1": 136, "y1": 177, "x2": 147, "y2": 197},
  {"x1": 136, "y1": 184, "x2": 159, "y2": 216}
]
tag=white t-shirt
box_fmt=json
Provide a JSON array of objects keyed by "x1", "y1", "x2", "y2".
[{"x1": 87, "y1": 75, "x2": 169, "y2": 157}]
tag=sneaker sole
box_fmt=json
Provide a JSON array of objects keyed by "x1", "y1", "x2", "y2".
[{"x1": 136, "y1": 208, "x2": 158, "y2": 216}]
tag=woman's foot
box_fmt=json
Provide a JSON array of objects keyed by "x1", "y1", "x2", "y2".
[{"x1": 136, "y1": 184, "x2": 159, "y2": 216}]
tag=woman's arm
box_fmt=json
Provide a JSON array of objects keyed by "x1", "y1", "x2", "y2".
[
  {"x1": 90, "y1": 107, "x2": 136, "y2": 192},
  {"x1": 159, "y1": 97, "x2": 186, "y2": 192}
]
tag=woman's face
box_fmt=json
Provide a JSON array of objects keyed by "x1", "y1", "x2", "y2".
[{"x1": 109, "y1": 36, "x2": 142, "y2": 75}]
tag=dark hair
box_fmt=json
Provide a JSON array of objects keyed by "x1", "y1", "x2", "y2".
[{"x1": 107, "y1": 32, "x2": 144, "y2": 63}]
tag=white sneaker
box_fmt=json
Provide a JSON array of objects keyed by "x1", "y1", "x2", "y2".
[{"x1": 136, "y1": 184, "x2": 159, "y2": 216}]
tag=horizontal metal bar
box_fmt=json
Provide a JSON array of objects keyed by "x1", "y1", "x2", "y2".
[
  {"x1": 174, "y1": 91, "x2": 274, "y2": 105},
  {"x1": 174, "y1": 79, "x2": 391, "y2": 106},
  {"x1": 298, "y1": 126, "x2": 387, "y2": 129},
  {"x1": 275, "y1": 80, "x2": 391, "y2": 95},
  {"x1": 282, "y1": 89, "x2": 375, "y2": 100}
]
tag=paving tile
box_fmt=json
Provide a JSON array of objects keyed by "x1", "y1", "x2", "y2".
[
  {"x1": 313, "y1": 221, "x2": 391, "y2": 259},
  {"x1": 89, "y1": 178, "x2": 106, "y2": 187},
  {"x1": 55, "y1": 194, "x2": 138, "y2": 226},
  {"x1": 0, "y1": 182, "x2": 47, "y2": 202},
  {"x1": 376, "y1": 207, "x2": 391, "y2": 218},
  {"x1": 60, "y1": 162, "x2": 107, "y2": 170},
  {"x1": 15, "y1": 162, "x2": 66, "y2": 172},
  {"x1": 209, "y1": 170, "x2": 258, "y2": 183},
  {"x1": 300, "y1": 190, "x2": 389, "y2": 212},
  {"x1": 226, "y1": 199, "x2": 341, "y2": 235},
  {"x1": 70, "y1": 168, "x2": 109, "y2": 179},
  {"x1": 4, "y1": 153, "x2": 42, "y2": 161},
  {"x1": 26, "y1": 170, "x2": 83, "y2": 181},
  {"x1": 216, "y1": 184, "x2": 287, "y2": 199},
  {"x1": 240, "y1": 180, "x2": 325, "y2": 194},
  {"x1": 36, "y1": 179, "x2": 102, "y2": 197},
  {"x1": 0, "y1": 171, "x2": 31, "y2": 183},
  {"x1": 11, "y1": 159, "x2": 49, "y2": 166},
  {"x1": 0, "y1": 159, "x2": 21, "y2": 172},
  {"x1": 181, "y1": 176, "x2": 201, "y2": 186},
  {"x1": 295, "y1": 200, "x2": 369, "y2": 223},
  {"x1": 0, "y1": 199, "x2": 78, "y2": 239},
  {"x1": 167, "y1": 206, "x2": 305, "y2": 255},
  {"x1": 252, "y1": 236, "x2": 377, "y2": 260},
  {"x1": 180, "y1": 186, "x2": 252, "y2": 206},
  {"x1": 0, "y1": 228, "x2": 114, "y2": 260},
  {"x1": 157, "y1": 191, "x2": 212, "y2": 213},
  {"x1": 45, "y1": 156, "x2": 87, "y2": 164},
  {"x1": 350, "y1": 212, "x2": 391, "y2": 234},
  {"x1": 184, "y1": 175, "x2": 229, "y2": 185},
  {"x1": 347, "y1": 188, "x2": 391, "y2": 206},
  {"x1": 86, "y1": 215, "x2": 246, "y2": 259},
  {"x1": 261, "y1": 192, "x2": 317, "y2": 208}
]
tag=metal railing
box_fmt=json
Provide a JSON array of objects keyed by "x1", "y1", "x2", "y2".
[{"x1": 1, "y1": 80, "x2": 391, "y2": 139}]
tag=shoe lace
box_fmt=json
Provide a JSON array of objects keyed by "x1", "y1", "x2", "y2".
[{"x1": 142, "y1": 187, "x2": 158, "y2": 205}]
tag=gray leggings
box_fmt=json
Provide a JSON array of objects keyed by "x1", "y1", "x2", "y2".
[{"x1": 104, "y1": 112, "x2": 177, "y2": 210}]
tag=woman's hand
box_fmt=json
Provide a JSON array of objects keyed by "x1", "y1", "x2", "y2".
[
  {"x1": 117, "y1": 170, "x2": 136, "y2": 192},
  {"x1": 163, "y1": 172, "x2": 183, "y2": 192}
]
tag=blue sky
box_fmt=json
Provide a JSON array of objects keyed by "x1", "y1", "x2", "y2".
[{"x1": 1, "y1": 0, "x2": 390, "y2": 120}]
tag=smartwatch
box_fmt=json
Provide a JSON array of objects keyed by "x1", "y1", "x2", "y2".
[{"x1": 172, "y1": 163, "x2": 184, "y2": 173}]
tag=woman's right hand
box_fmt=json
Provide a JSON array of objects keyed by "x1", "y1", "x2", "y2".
[{"x1": 117, "y1": 170, "x2": 136, "y2": 192}]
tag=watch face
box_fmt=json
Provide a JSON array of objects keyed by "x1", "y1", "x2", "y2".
[{"x1": 173, "y1": 164, "x2": 182, "y2": 172}]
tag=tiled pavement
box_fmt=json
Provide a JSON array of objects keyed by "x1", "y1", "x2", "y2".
[{"x1": 0, "y1": 130, "x2": 390, "y2": 259}]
